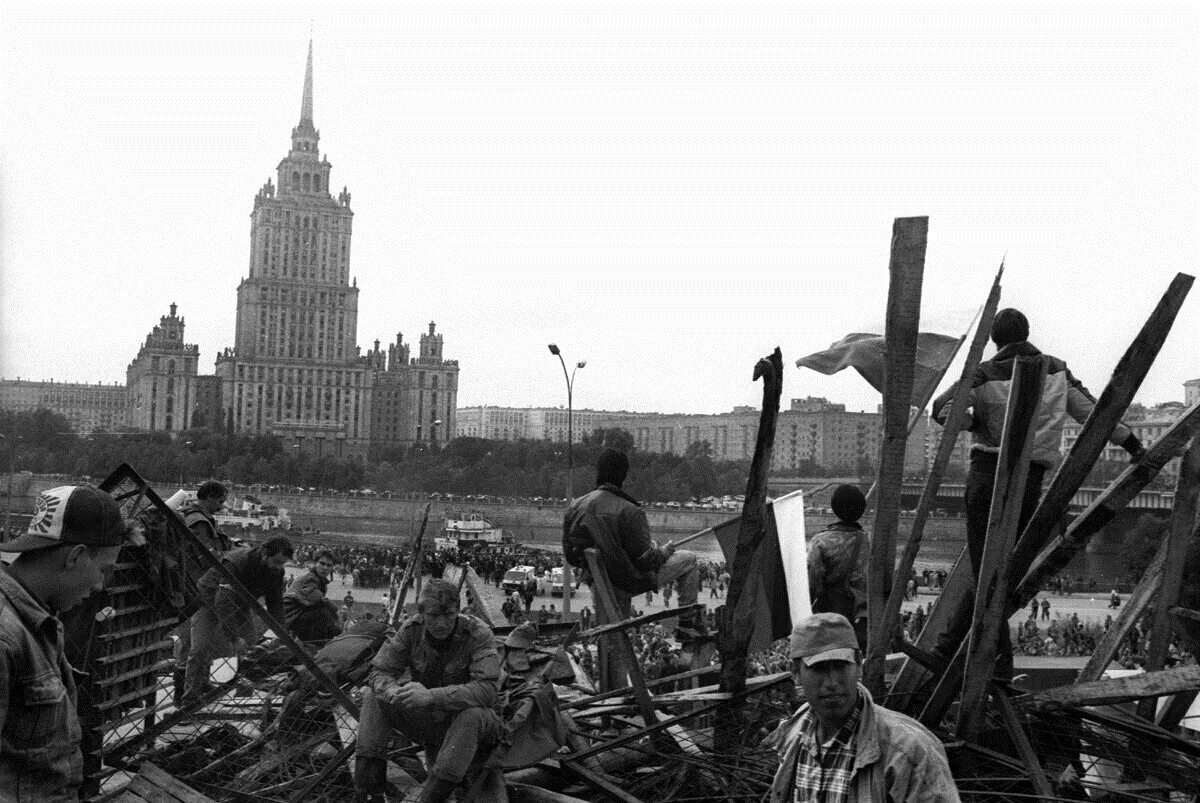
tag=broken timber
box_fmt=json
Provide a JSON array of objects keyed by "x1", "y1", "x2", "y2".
[
  {"x1": 865, "y1": 215, "x2": 927, "y2": 695},
  {"x1": 1020, "y1": 664, "x2": 1200, "y2": 712}
]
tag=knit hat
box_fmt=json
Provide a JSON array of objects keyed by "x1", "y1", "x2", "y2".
[
  {"x1": 830, "y1": 484, "x2": 866, "y2": 523},
  {"x1": 1, "y1": 486, "x2": 127, "y2": 553},
  {"x1": 789, "y1": 612, "x2": 860, "y2": 665},
  {"x1": 991, "y1": 308, "x2": 1029, "y2": 347}
]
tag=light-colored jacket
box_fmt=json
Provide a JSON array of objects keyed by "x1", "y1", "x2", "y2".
[{"x1": 766, "y1": 683, "x2": 960, "y2": 803}]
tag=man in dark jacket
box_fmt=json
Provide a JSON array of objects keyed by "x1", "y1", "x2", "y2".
[
  {"x1": 807, "y1": 484, "x2": 870, "y2": 652},
  {"x1": 563, "y1": 448, "x2": 704, "y2": 639},
  {"x1": 354, "y1": 579, "x2": 503, "y2": 803},
  {"x1": 183, "y1": 536, "x2": 293, "y2": 704},
  {"x1": 283, "y1": 548, "x2": 341, "y2": 648},
  {"x1": 930, "y1": 308, "x2": 1143, "y2": 678}
]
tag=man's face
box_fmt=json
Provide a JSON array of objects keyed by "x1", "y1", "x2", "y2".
[
  {"x1": 420, "y1": 600, "x2": 458, "y2": 641},
  {"x1": 314, "y1": 555, "x2": 335, "y2": 579},
  {"x1": 264, "y1": 552, "x2": 288, "y2": 571},
  {"x1": 199, "y1": 495, "x2": 226, "y2": 516},
  {"x1": 794, "y1": 658, "x2": 861, "y2": 727},
  {"x1": 51, "y1": 544, "x2": 122, "y2": 612}
]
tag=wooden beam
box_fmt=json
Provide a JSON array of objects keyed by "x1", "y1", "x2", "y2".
[
  {"x1": 865, "y1": 216, "x2": 928, "y2": 695},
  {"x1": 880, "y1": 263, "x2": 1002, "y2": 686},
  {"x1": 1020, "y1": 664, "x2": 1200, "y2": 712},
  {"x1": 1013, "y1": 399, "x2": 1200, "y2": 607},
  {"x1": 958, "y1": 356, "x2": 1047, "y2": 740},
  {"x1": 1077, "y1": 535, "x2": 1168, "y2": 683},
  {"x1": 1171, "y1": 606, "x2": 1200, "y2": 623},
  {"x1": 576, "y1": 604, "x2": 705, "y2": 640},
  {"x1": 991, "y1": 684, "x2": 1055, "y2": 799},
  {"x1": 582, "y1": 549, "x2": 658, "y2": 726},
  {"x1": 1138, "y1": 436, "x2": 1200, "y2": 720},
  {"x1": 715, "y1": 348, "x2": 782, "y2": 750},
  {"x1": 1010, "y1": 273, "x2": 1193, "y2": 581}
]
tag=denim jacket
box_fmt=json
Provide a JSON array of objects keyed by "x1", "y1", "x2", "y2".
[{"x1": 0, "y1": 569, "x2": 84, "y2": 802}]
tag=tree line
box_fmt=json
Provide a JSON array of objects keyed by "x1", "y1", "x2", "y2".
[{"x1": 0, "y1": 410, "x2": 753, "y2": 502}]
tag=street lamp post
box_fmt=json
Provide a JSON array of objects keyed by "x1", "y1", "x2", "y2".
[{"x1": 548, "y1": 344, "x2": 585, "y2": 619}]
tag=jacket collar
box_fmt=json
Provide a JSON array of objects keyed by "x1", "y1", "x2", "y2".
[
  {"x1": 824, "y1": 520, "x2": 863, "y2": 532},
  {"x1": 773, "y1": 682, "x2": 881, "y2": 768},
  {"x1": 993, "y1": 341, "x2": 1042, "y2": 361},
  {"x1": 596, "y1": 482, "x2": 641, "y2": 507},
  {"x1": 0, "y1": 565, "x2": 59, "y2": 637}
]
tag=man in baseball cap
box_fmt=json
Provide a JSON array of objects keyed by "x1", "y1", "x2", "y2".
[
  {"x1": 0, "y1": 485, "x2": 130, "y2": 800},
  {"x1": 0, "y1": 482, "x2": 131, "y2": 796},
  {"x1": 765, "y1": 612, "x2": 960, "y2": 802}
]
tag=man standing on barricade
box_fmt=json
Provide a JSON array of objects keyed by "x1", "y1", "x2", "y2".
[
  {"x1": 0, "y1": 485, "x2": 131, "y2": 801},
  {"x1": 283, "y1": 548, "x2": 341, "y2": 649},
  {"x1": 354, "y1": 579, "x2": 503, "y2": 803},
  {"x1": 171, "y1": 480, "x2": 228, "y2": 703},
  {"x1": 183, "y1": 535, "x2": 292, "y2": 705}
]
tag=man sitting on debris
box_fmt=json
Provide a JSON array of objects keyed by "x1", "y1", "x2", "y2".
[
  {"x1": 283, "y1": 548, "x2": 342, "y2": 648},
  {"x1": 767, "y1": 613, "x2": 960, "y2": 802},
  {"x1": 355, "y1": 579, "x2": 503, "y2": 803},
  {"x1": 807, "y1": 484, "x2": 870, "y2": 652},
  {"x1": 930, "y1": 308, "x2": 1144, "y2": 680},
  {"x1": 0, "y1": 486, "x2": 130, "y2": 801},
  {"x1": 563, "y1": 447, "x2": 706, "y2": 640},
  {"x1": 184, "y1": 535, "x2": 293, "y2": 705}
]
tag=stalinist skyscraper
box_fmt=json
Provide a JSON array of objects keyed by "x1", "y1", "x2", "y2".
[{"x1": 216, "y1": 42, "x2": 373, "y2": 458}]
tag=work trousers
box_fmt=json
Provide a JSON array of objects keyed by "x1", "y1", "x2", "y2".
[
  {"x1": 356, "y1": 689, "x2": 504, "y2": 783},
  {"x1": 185, "y1": 606, "x2": 234, "y2": 698},
  {"x1": 936, "y1": 453, "x2": 1047, "y2": 680}
]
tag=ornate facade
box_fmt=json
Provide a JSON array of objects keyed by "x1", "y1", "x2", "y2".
[
  {"x1": 368, "y1": 324, "x2": 459, "y2": 448},
  {"x1": 125, "y1": 303, "x2": 199, "y2": 432}
]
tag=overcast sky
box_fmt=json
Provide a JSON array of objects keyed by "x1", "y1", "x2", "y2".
[{"x1": 2, "y1": 6, "x2": 1197, "y2": 417}]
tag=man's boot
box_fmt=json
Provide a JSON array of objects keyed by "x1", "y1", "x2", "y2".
[
  {"x1": 416, "y1": 775, "x2": 458, "y2": 803},
  {"x1": 354, "y1": 755, "x2": 388, "y2": 803}
]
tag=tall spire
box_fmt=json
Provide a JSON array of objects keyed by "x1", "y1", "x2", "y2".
[{"x1": 300, "y1": 39, "x2": 314, "y2": 125}]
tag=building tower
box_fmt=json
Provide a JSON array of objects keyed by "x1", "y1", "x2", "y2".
[
  {"x1": 126, "y1": 303, "x2": 200, "y2": 432},
  {"x1": 216, "y1": 41, "x2": 372, "y2": 458},
  {"x1": 368, "y1": 323, "x2": 459, "y2": 448}
]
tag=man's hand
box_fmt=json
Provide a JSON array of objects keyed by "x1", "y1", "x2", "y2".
[{"x1": 391, "y1": 681, "x2": 433, "y2": 708}]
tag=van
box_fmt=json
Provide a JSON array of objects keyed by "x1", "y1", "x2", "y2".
[
  {"x1": 550, "y1": 567, "x2": 568, "y2": 596},
  {"x1": 502, "y1": 565, "x2": 537, "y2": 594}
]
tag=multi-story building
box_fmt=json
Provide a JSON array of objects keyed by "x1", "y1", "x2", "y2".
[
  {"x1": 456, "y1": 396, "x2": 928, "y2": 475},
  {"x1": 455, "y1": 406, "x2": 642, "y2": 442},
  {"x1": 368, "y1": 324, "x2": 460, "y2": 448},
  {"x1": 1185, "y1": 378, "x2": 1200, "y2": 408},
  {"x1": 125, "y1": 303, "x2": 199, "y2": 433},
  {"x1": 0, "y1": 379, "x2": 127, "y2": 434}
]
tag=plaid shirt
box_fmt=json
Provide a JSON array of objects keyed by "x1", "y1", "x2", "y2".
[{"x1": 792, "y1": 693, "x2": 864, "y2": 803}]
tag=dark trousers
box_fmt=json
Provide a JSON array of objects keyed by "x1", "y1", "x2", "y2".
[
  {"x1": 356, "y1": 689, "x2": 503, "y2": 784},
  {"x1": 937, "y1": 453, "x2": 1047, "y2": 680}
]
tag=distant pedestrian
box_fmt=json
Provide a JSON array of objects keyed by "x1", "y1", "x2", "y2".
[
  {"x1": 1109, "y1": 589, "x2": 1121, "y2": 610},
  {"x1": 1040, "y1": 598, "x2": 1051, "y2": 621},
  {"x1": 1030, "y1": 597, "x2": 1039, "y2": 619}
]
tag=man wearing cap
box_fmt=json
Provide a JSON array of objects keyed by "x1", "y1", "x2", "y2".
[
  {"x1": 767, "y1": 613, "x2": 959, "y2": 802},
  {"x1": 0, "y1": 485, "x2": 128, "y2": 801},
  {"x1": 355, "y1": 579, "x2": 503, "y2": 803},
  {"x1": 931, "y1": 308, "x2": 1144, "y2": 680},
  {"x1": 807, "y1": 484, "x2": 870, "y2": 652},
  {"x1": 562, "y1": 448, "x2": 706, "y2": 640}
]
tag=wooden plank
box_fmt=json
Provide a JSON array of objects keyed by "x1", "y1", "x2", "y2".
[
  {"x1": 991, "y1": 684, "x2": 1055, "y2": 799},
  {"x1": 1020, "y1": 664, "x2": 1200, "y2": 712},
  {"x1": 890, "y1": 550, "x2": 973, "y2": 708},
  {"x1": 576, "y1": 604, "x2": 705, "y2": 640},
  {"x1": 1013, "y1": 400, "x2": 1200, "y2": 607},
  {"x1": 1077, "y1": 536, "x2": 1169, "y2": 683},
  {"x1": 1138, "y1": 436, "x2": 1200, "y2": 720},
  {"x1": 139, "y1": 763, "x2": 216, "y2": 803},
  {"x1": 865, "y1": 216, "x2": 928, "y2": 695},
  {"x1": 1171, "y1": 606, "x2": 1200, "y2": 623},
  {"x1": 1010, "y1": 273, "x2": 1194, "y2": 581},
  {"x1": 560, "y1": 664, "x2": 720, "y2": 710},
  {"x1": 1158, "y1": 690, "x2": 1199, "y2": 731},
  {"x1": 560, "y1": 761, "x2": 643, "y2": 803},
  {"x1": 957, "y1": 356, "x2": 1046, "y2": 740},
  {"x1": 715, "y1": 348, "x2": 782, "y2": 752},
  {"x1": 880, "y1": 263, "x2": 1002, "y2": 686},
  {"x1": 583, "y1": 548, "x2": 658, "y2": 726}
]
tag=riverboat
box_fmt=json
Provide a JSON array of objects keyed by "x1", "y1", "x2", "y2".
[{"x1": 435, "y1": 513, "x2": 511, "y2": 551}]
